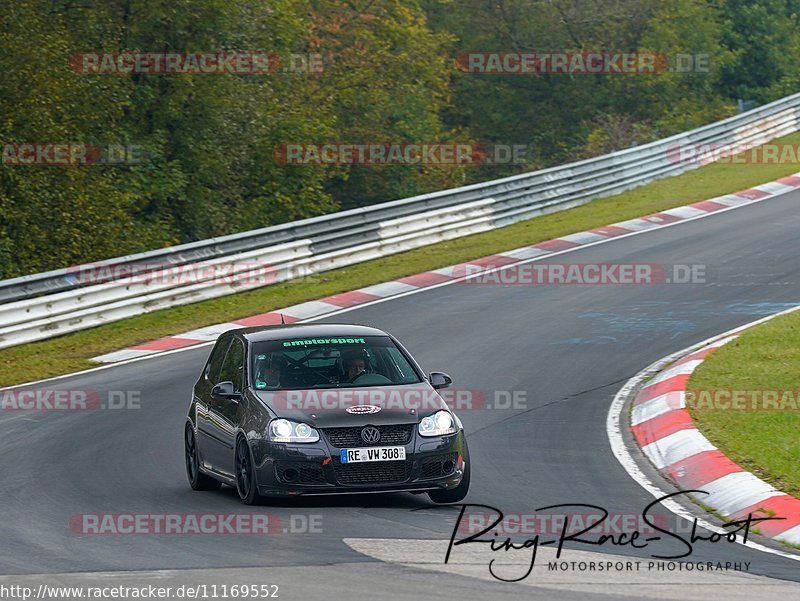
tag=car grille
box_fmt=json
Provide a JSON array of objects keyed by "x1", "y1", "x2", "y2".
[
  {"x1": 420, "y1": 453, "x2": 458, "y2": 479},
  {"x1": 323, "y1": 424, "x2": 413, "y2": 447},
  {"x1": 275, "y1": 461, "x2": 327, "y2": 485},
  {"x1": 333, "y1": 459, "x2": 412, "y2": 485}
]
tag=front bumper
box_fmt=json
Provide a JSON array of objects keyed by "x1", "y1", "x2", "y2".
[{"x1": 250, "y1": 426, "x2": 468, "y2": 497}]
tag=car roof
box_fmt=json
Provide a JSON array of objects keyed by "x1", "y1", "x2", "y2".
[{"x1": 234, "y1": 323, "x2": 390, "y2": 343}]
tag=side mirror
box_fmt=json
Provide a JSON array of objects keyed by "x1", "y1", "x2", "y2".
[
  {"x1": 211, "y1": 381, "x2": 240, "y2": 401},
  {"x1": 429, "y1": 372, "x2": 452, "y2": 389}
]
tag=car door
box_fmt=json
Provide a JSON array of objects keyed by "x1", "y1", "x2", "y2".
[
  {"x1": 195, "y1": 334, "x2": 232, "y2": 473},
  {"x1": 204, "y1": 337, "x2": 246, "y2": 476}
]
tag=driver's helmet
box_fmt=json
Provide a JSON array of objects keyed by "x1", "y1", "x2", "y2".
[{"x1": 254, "y1": 353, "x2": 286, "y2": 389}]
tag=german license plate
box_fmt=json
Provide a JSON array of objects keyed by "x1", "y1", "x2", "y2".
[{"x1": 339, "y1": 446, "x2": 406, "y2": 463}]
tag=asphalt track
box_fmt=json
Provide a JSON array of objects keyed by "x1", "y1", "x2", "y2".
[{"x1": 2, "y1": 190, "x2": 800, "y2": 599}]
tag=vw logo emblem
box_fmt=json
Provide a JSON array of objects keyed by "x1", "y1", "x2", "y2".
[
  {"x1": 361, "y1": 426, "x2": 381, "y2": 444},
  {"x1": 346, "y1": 404, "x2": 382, "y2": 415}
]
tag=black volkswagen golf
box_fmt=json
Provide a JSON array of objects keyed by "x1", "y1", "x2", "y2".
[{"x1": 184, "y1": 324, "x2": 470, "y2": 504}]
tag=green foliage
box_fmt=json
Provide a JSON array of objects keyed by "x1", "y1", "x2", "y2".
[
  {"x1": 717, "y1": 0, "x2": 800, "y2": 102},
  {"x1": 1, "y1": 0, "x2": 798, "y2": 277}
]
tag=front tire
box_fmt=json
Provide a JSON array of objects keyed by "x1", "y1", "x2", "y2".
[
  {"x1": 428, "y1": 447, "x2": 471, "y2": 504},
  {"x1": 185, "y1": 425, "x2": 221, "y2": 491},
  {"x1": 236, "y1": 436, "x2": 262, "y2": 505}
]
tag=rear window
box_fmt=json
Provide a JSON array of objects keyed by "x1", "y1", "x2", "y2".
[{"x1": 250, "y1": 335, "x2": 421, "y2": 390}]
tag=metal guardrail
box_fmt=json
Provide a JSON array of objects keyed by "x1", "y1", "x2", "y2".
[{"x1": 2, "y1": 92, "x2": 800, "y2": 349}]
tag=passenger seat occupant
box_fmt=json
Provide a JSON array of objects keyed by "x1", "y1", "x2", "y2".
[{"x1": 255, "y1": 354, "x2": 284, "y2": 389}]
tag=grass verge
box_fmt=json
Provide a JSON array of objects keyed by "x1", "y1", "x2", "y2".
[
  {"x1": 688, "y1": 310, "x2": 800, "y2": 498},
  {"x1": 3, "y1": 132, "x2": 800, "y2": 387}
]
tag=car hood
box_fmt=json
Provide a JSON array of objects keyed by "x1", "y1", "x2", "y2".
[{"x1": 254, "y1": 382, "x2": 448, "y2": 427}]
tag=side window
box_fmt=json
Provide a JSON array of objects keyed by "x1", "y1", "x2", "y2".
[
  {"x1": 219, "y1": 339, "x2": 245, "y2": 393},
  {"x1": 205, "y1": 336, "x2": 231, "y2": 382}
]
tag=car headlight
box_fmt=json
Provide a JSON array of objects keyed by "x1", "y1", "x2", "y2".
[
  {"x1": 268, "y1": 419, "x2": 320, "y2": 443},
  {"x1": 418, "y1": 410, "x2": 457, "y2": 437}
]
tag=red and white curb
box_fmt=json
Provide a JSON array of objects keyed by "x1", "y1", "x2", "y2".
[
  {"x1": 92, "y1": 173, "x2": 800, "y2": 364},
  {"x1": 628, "y1": 307, "x2": 800, "y2": 548}
]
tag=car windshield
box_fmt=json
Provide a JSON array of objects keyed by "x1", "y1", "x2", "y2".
[{"x1": 250, "y1": 335, "x2": 422, "y2": 390}]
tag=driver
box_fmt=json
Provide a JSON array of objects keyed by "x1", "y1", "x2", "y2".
[
  {"x1": 342, "y1": 350, "x2": 368, "y2": 383},
  {"x1": 255, "y1": 354, "x2": 284, "y2": 389}
]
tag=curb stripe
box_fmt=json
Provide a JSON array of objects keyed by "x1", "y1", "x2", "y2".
[
  {"x1": 396, "y1": 271, "x2": 454, "y2": 288},
  {"x1": 497, "y1": 247, "x2": 550, "y2": 261},
  {"x1": 737, "y1": 188, "x2": 771, "y2": 200},
  {"x1": 278, "y1": 301, "x2": 342, "y2": 320},
  {"x1": 673, "y1": 346, "x2": 718, "y2": 365},
  {"x1": 558, "y1": 231, "x2": 609, "y2": 245},
  {"x1": 754, "y1": 182, "x2": 795, "y2": 194},
  {"x1": 176, "y1": 323, "x2": 242, "y2": 341},
  {"x1": 644, "y1": 212, "x2": 684, "y2": 224},
  {"x1": 648, "y1": 359, "x2": 703, "y2": 385},
  {"x1": 460, "y1": 254, "x2": 519, "y2": 268},
  {"x1": 532, "y1": 239, "x2": 581, "y2": 251},
  {"x1": 664, "y1": 450, "x2": 743, "y2": 490},
  {"x1": 707, "y1": 194, "x2": 749, "y2": 207},
  {"x1": 321, "y1": 291, "x2": 382, "y2": 307},
  {"x1": 589, "y1": 225, "x2": 632, "y2": 237},
  {"x1": 699, "y1": 472, "x2": 781, "y2": 516},
  {"x1": 90, "y1": 349, "x2": 154, "y2": 363},
  {"x1": 131, "y1": 337, "x2": 205, "y2": 352},
  {"x1": 641, "y1": 428, "x2": 716, "y2": 469},
  {"x1": 732, "y1": 496, "x2": 800, "y2": 538},
  {"x1": 358, "y1": 281, "x2": 419, "y2": 297},
  {"x1": 631, "y1": 391, "x2": 684, "y2": 426},
  {"x1": 660, "y1": 206, "x2": 708, "y2": 219},
  {"x1": 613, "y1": 218, "x2": 659, "y2": 232},
  {"x1": 691, "y1": 200, "x2": 729, "y2": 212},
  {"x1": 630, "y1": 318, "x2": 800, "y2": 548},
  {"x1": 232, "y1": 313, "x2": 299, "y2": 327},
  {"x1": 631, "y1": 409, "x2": 695, "y2": 447},
  {"x1": 779, "y1": 525, "x2": 800, "y2": 545},
  {"x1": 633, "y1": 375, "x2": 690, "y2": 405}
]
